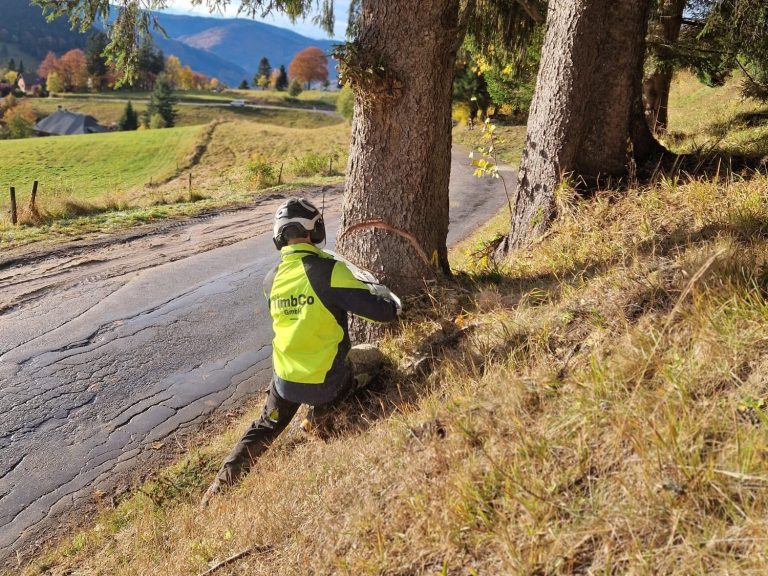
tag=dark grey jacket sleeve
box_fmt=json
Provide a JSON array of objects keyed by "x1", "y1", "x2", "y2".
[{"x1": 306, "y1": 259, "x2": 397, "y2": 322}]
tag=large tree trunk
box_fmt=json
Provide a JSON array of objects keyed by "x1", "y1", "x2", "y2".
[
  {"x1": 335, "y1": 0, "x2": 469, "y2": 299},
  {"x1": 503, "y1": 0, "x2": 661, "y2": 249},
  {"x1": 643, "y1": 0, "x2": 686, "y2": 133}
]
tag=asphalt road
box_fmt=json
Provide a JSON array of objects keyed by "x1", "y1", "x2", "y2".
[{"x1": 0, "y1": 148, "x2": 515, "y2": 561}]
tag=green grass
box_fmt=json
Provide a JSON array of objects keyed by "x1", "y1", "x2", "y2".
[
  {"x1": 32, "y1": 97, "x2": 343, "y2": 129},
  {"x1": 666, "y1": 70, "x2": 768, "y2": 158},
  {"x1": 48, "y1": 89, "x2": 339, "y2": 109},
  {"x1": 225, "y1": 88, "x2": 339, "y2": 110},
  {"x1": 55, "y1": 90, "x2": 233, "y2": 103},
  {"x1": 0, "y1": 118, "x2": 350, "y2": 248},
  {"x1": 0, "y1": 125, "x2": 203, "y2": 207},
  {"x1": 453, "y1": 122, "x2": 527, "y2": 169}
]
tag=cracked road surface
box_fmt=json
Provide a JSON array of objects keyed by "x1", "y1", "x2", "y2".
[{"x1": 0, "y1": 148, "x2": 515, "y2": 561}]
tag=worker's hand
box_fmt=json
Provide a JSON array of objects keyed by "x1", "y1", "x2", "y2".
[{"x1": 370, "y1": 283, "x2": 403, "y2": 316}]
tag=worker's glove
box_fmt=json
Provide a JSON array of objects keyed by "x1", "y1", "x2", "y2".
[{"x1": 370, "y1": 283, "x2": 403, "y2": 316}]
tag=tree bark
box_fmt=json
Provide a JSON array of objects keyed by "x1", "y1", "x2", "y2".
[
  {"x1": 503, "y1": 0, "x2": 660, "y2": 249},
  {"x1": 335, "y1": 0, "x2": 469, "y2": 299},
  {"x1": 643, "y1": 0, "x2": 686, "y2": 133}
]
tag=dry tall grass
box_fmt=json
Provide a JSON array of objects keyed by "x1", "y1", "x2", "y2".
[{"x1": 18, "y1": 168, "x2": 768, "y2": 576}]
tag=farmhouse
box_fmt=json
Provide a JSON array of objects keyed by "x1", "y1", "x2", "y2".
[
  {"x1": 17, "y1": 73, "x2": 44, "y2": 95},
  {"x1": 34, "y1": 109, "x2": 109, "y2": 136}
]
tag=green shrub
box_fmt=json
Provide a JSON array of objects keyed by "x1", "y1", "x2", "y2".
[
  {"x1": 149, "y1": 113, "x2": 167, "y2": 130},
  {"x1": 288, "y1": 80, "x2": 303, "y2": 98},
  {"x1": 289, "y1": 152, "x2": 330, "y2": 177},
  {"x1": 247, "y1": 153, "x2": 277, "y2": 188},
  {"x1": 336, "y1": 85, "x2": 355, "y2": 122}
]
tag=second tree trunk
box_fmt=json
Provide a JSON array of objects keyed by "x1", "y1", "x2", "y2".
[{"x1": 504, "y1": 0, "x2": 660, "y2": 249}]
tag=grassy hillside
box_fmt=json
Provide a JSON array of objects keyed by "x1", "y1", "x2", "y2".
[
  {"x1": 31, "y1": 98, "x2": 343, "y2": 129},
  {"x1": 666, "y1": 70, "x2": 768, "y2": 158},
  {"x1": 0, "y1": 117, "x2": 349, "y2": 247},
  {"x1": 451, "y1": 70, "x2": 768, "y2": 171},
  {"x1": 15, "y1": 72, "x2": 768, "y2": 575},
  {"x1": 19, "y1": 172, "x2": 768, "y2": 576},
  {"x1": 167, "y1": 120, "x2": 349, "y2": 194},
  {"x1": 0, "y1": 125, "x2": 203, "y2": 202},
  {"x1": 225, "y1": 89, "x2": 340, "y2": 110},
  {"x1": 0, "y1": 90, "x2": 345, "y2": 248}
]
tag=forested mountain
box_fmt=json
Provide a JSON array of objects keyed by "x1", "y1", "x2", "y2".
[
  {"x1": 149, "y1": 35, "x2": 247, "y2": 86},
  {"x1": 1, "y1": 1, "x2": 336, "y2": 86},
  {"x1": 155, "y1": 12, "x2": 337, "y2": 80},
  {"x1": 0, "y1": 0, "x2": 87, "y2": 69}
]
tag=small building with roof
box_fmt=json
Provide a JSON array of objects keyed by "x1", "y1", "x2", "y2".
[
  {"x1": 34, "y1": 108, "x2": 109, "y2": 136},
  {"x1": 17, "y1": 74, "x2": 45, "y2": 95}
]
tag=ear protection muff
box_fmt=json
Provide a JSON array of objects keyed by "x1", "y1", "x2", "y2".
[
  {"x1": 273, "y1": 223, "x2": 304, "y2": 250},
  {"x1": 309, "y1": 216, "x2": 326, "y2": 245},
  {"x1": 272, "y1": 198, "x2": 325, "y2": 250}
]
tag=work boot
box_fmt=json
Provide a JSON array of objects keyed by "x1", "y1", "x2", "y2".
[
  {"x1": 301, "y1": 405, "x2": 335, "y2": 440},
  {"x1": 200, "y1": 478, "x2": 222, "y2": 508}
]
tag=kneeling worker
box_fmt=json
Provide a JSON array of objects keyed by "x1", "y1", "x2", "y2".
[{"x1": 202, "y1": 197, "x2": 401, "y2": 505}]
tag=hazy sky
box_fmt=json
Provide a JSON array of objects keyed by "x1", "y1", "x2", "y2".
[{"x1": 161, "y1": 0, "x2": 349, "y2": 40}]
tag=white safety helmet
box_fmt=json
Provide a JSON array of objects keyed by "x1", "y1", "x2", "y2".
[{"x1": 272, "y1": 197, "x2": 326, "y2": 249}]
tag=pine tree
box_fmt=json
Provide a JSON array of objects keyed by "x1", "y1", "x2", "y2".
[
  {"x1": 275, "y1": 65, "x2": 288, "y2": 91},
  {"x1": 144, "y1": 74, "x2": 177, "y2": 128},
  {"x1": 257, "y1": 57, "x2": 271, "y2": 82},
  {"x1": 239, "y1": 79, "x2": 249, "y2": 90},
  {"x1": 501, "y1": 0, "x2": 663, "y2": 250},
  {"x1": 86, "y1": 31, "x2": 109, "y2": 90},
  {"x1": 18, "y1": 59, "x2": 24, "y2": 74},
  {"x1": 7, "y1": 58, "x2": 15, "y2": 72},
  {"x1": 118, "y1": 100, "x2": 139, "y2": 131}
]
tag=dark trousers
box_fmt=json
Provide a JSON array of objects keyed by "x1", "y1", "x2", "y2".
[
  {"x1": 215, "y1": 345, "x2": 385, "y2": 486},
  {"x1": 215, "y1": 381, "x2": 353, "y2": 485}
]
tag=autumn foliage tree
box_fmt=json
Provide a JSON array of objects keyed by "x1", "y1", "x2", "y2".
[
  {"x1": 37, "y1": 51, "x2": 59, "y2": 79},
  {"x1": 58, "y1": 49, "x2": 89, "y2": 92},
  {"x1": 288, "y1": 46, "x2": 328, "y2": 89},
  {"x1": 3, "y1": 102, "x2": 36, "y2": 139}
]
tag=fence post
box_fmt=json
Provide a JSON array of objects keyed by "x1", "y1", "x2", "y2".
[
  {"x1": 30, "y1": 180, "x2": 38, "y2": 209},
  {"x1": 10, "y1": 187, "x2": 17, "y2": 225},
  {"x1": 328, "y1": 157, "x2": 333, "y2": 176},
  {"x1": 188, "y1": 172, "x2": 192, "y2": 195},
  {"x1": 278, "y1": 162, "x2": 284, "y2": 185}
]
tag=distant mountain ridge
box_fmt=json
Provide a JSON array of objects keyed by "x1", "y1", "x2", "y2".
[
  {"x1": 149, "y1": 33, "x2": 248, "y2": 86},
  {"x1": 0, "y1": 0, "x2": 87, "y2": 70},
  {"x1": 153, "y1": 12, "x2": 338, "y2": 84},
  {"x1": 1, "y1": 1, "x2": 337, "y2": 87}
]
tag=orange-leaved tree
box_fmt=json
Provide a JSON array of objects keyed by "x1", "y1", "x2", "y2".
[
  {"x1": 58, "y1": 49, "x2": 89, "y2": 92},
  {"x1": 288, "y1": 46, "x2": 328, "y2": 89},
  {"x1": 37, "y1": 52, "x2": 60, "y2": 79}
]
